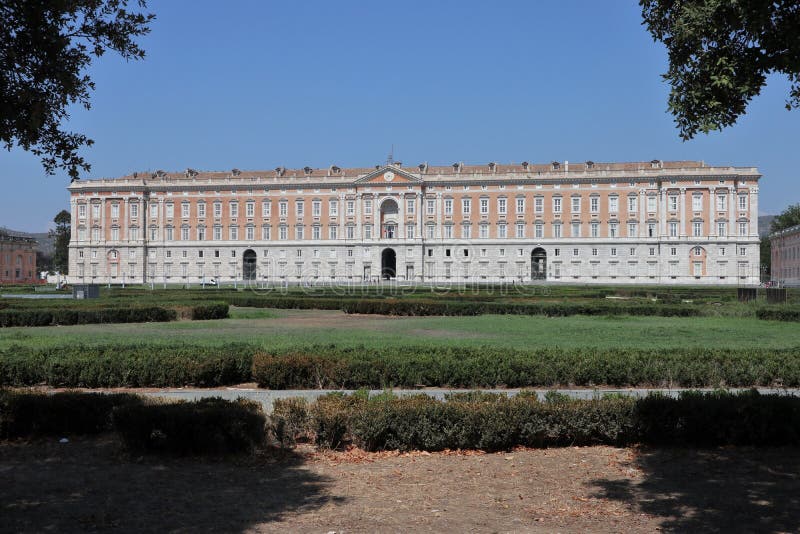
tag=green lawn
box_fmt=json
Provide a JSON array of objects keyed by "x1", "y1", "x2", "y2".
[{"x1": 2, "y1": 307, "x2": 798, "y2": 351}]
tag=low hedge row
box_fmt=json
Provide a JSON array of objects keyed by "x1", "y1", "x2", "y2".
[
  {"x1": 0, "y1": 391, "x2": 266, "y2": 455},
  {"x1": 0, "y1": 303, "x2": 230, "y2": 326},
  {"x1": 113, "y1": 397, "x2": 266, "y2": 454},
  {"x1": 3, "y1": 343, "x2": 800, "y2": 389},
  {"x1": 0, "y1": 306, "x2": 177, "y2": 327},
  {"x1": 0, "y1": 344, "x2": 253, "y2": 388},
  {"x1": 251, "y1": 345, "x2": 800, "y2": 389},
  {"x1": 272, "y1": 390, "x2": 800, "y2": 451},
  {"x1": 756, "y1": 307, "x2": 800, "y2": 322}
]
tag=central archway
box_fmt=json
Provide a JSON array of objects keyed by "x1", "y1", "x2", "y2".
[
  {"x1": 380, "y1": 198, "x2": 399, "y2": 239},
  {"x1": 243, "y1": 249, "x2": 257, "y2": 280},
  {"x1": 531, "y1": 247, "x2": 547, "y2": 280},
  {"x1": 381, "y1": 248, "x2": 396, "y2": 280}
]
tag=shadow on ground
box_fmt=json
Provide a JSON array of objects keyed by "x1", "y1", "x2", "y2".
[
  {"x1": 589, "y1": 447, "x2": 800, "y2": 533},
  {"x1": 0, "y1": 436, "x2": 340, "y2": 533}
]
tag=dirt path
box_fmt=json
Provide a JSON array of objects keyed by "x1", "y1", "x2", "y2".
[{"x1": 2, "y1": 437, "x2": 798, "y2": 533}]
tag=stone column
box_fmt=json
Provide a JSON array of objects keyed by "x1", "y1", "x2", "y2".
[
  {"x1": 398, "y1": 193, "x2": 405, "y2": 239},
  {"x1": 374, "y1": 196, "x2": 381, "y2": 240},
  {"x1": 416, "y1": 192, "x2": 423, "y2": 240},
  {"x1": 749, "y1": 187, "x2": 758, "y2": 236},
  {"x1": 728, "y1": 187, "x2": 736, "y2": 238},
  {"x1": 639, "y1": 190, "x2": 646, "y2": 237},
  {"x1": 435, "y1": 192, "x2": 443, "y2": 239},
  {"x1": 659, "y1": 187, "x2": 667, "y2": 237},
  {"x1": 355, "y1": 193, "x2": 362, "y2": 240},
  {"x1": 709, "y1": 187, "x2": 717, "y2": 237}
]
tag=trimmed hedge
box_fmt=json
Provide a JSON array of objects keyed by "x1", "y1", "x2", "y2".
[
  {"x1": 251, "y1": 345, "x2": 800, "y2": 389},
  {"x1": 0, "y1": 306, "x2": 177, "y2": 327},
  {"x1": 756, "y1": 307, "x2": 800, "y2": 322},
  {"x1": 190, "y1": 303, "x2": 230, "y2": 320},
  {"x1": 113, "y1": 397, "x2": 266, "y2": 454},
  {"x1": 0, "y1": 390, "x2": 143, "y2": 438},
  {"x1": 273, "y1": 390, "x2": 800, "y2": 451},
  {"x1": 0, "y1": 344, "x2": 253, "y2": 388}
]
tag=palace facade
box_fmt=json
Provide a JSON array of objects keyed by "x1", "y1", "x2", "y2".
[
  {"x1": 67, "y1": 160, "x2": 761, "y2": 285},
  {"x1": 0, "y1": 233, "x2": 38, "y2": 284},
  {"x1": 770, "y1": 224, "x2": 800, "y2": 287}
]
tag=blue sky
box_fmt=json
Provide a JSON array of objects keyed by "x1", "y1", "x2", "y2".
[{"x1": 2, "y1": 0, "x2": 799, "y2": 232}]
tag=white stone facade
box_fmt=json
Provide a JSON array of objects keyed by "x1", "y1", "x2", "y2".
[{"x1": 67, "y1": 161, "x2": 762, "y2": 285}]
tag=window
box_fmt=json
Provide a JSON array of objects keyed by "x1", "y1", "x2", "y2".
[
  {"x1": 591, "y1": 222, "x2": 599, "y2": 238},
  {"x1": 716, "y1": 195, "x2": 727, "y2": 211},
  {"x1": 92, "y1": 204, "x2": 101, "y2": 219},
  {"x1": 406, "y1": 224, "x2": 415, "y2": 239},
  {"x1": 573, "y1": 248, "x2": 579, "y2": 257},
  {"x1": 498, "y1": 198, "x2": 507, "y2": 215},
  {"x1": 739, "y1": 222, "x2": 748, "y2": 236},
  {"x1": 111, "y1": 227, "x2": 119, "y2": 241},
  {"x1": 246, "y1": 202, "x2": 254, "y2": 217},
  {"x1": 669, "y1": 222, "x2": 678, "y2": 237},
  {"x1": 480, "y1": 198, "x2": 489, "y2": 214},
  {"x1": 329, "y1": 200, "x2": 338, "y2": 216},
  {"x1": 262, "y1": 201, "x2": 271, "y2": 217},
  {"x1": 443, "y1": 225, "x2": 453, "y2": 239},
  {"x1": 345, "y1": 226, "x2": 354, "y2": 239},
  {"x1": 553, "y1": 197, "x2": 562, "y2": 214},
  {"x1": 592, "y1": 248, "x2": 598, "y2": 256},
  {"x1": 213, "y1": 226, "x2": 222, "y2": 240},
  {"x1": 296, "y1": 200, "x2": 305, "y2": 217},
  {"x1": 590, "y1": 197, "x2": 599, "y2": 213},
  {"x1": 310, "y1": 200, "x2": 320, "y2": 217},
  {"x1": 166, "y1": 226, "x2": 174, "y2": 241},
  {"x1": 422, "y1": 199, "x2": 433, "y2": 215},
  {"x1": 628, "y1": 196, "x2": 637, "y2": 213},
  {"x1": 692, "y1": 195, "x2": 702, "y2": 211},
  {"x1": 670, "y1": 247, "x2": 677, "y2": 256},
  {"x1": 571, "y1": 197, "x2": 581, "y2": 213},
  {"x1": 479, "y1": 225, "x2": 489, "y2": 239},
  {"x1": 181, "y1": 226, "x2": 189, "y2": 241},
  {"x1": 668, "y1": 195, "x2": 678, "y2": 211},
  {"x1": 649, "y1": 247, "x2": 656, "y2": 256},
  {"x1": 608, "y1": 196, "x2": 618, "y2": 213},
  {"x1": 647, "y1": 196, "x2": 657, "y2": 212},
  {"x1": 230, "y1": 202, "x2": 238, "y2": 217},
  {"x1": 130, "y1": 227, "x2": 139, "y2": 241},
  {"x1": 553, "y1": 222, "x2": 562, "y2": 238},
  {"x1": 516, "y1": 198, "x2": 525, "y2": 214},
  {"x1": 647, "y1": 223, "x2": 656, "y2": 237},
  {"x1": 628, "y1": 222, "x2": 637, "y2": 237},
  {"x1": 515, "y1": 223, "x2": 525, "y2": 238},
  {"x1": 718, "y1": 222, "x2": 727, "y2": 236},
  {"x1": 246, "y1": 226, "x2": 255, "y2": 240},
  {"x1": 406, "y1": 199, "x2": 414, "y2": 214},
  {"x1": 197, "y1": 203, "x2": 205, "y2": 218},
  {"x1": 130, "y1": 204, "x2": 138, "y2": 218},
  {"x1": 229, "y1": 226, "x2": 238, "y2": 240},
  {"x1": 498, "y1": 223, "x2": 507, "y2": 238},
  {"x1": 346, "y1": 200, "x2": 354, "y2": 216},
  {"x1": 279, "y1": 201, "x2": 288, "y2": 217},
  {"x1": 444, "y1": 198, "x2": 453, "y2": 215},
  {"x1": 166, "y1": 203, "x2": 174, "y2": 218},
  {"x1": 329, "y1": 226, "x2": 338, "y2": 240},
  {"x1": 461, "y1": 225, "x2": 471, "y2": 239},
  {"x1": 111, "y1": 204, "x2": 119, "y2": 218},
  {"x1": 92, "y1": 227, "x2": 100, "y2": 241},
  {"x1": 693, "y1": 222, "x2": 702, "y2": 237},
  {"x1": 426, "y1": 225, "x2": 435, "y2": 239},
  {"x1": 738, "y1": 194, "x2": 748, "y2": 211},
  {"x1": 78, "y1": 204, "x2": 87, "y2": 218},
  {"x1": 571, "y1": 222, "x2": 580, "y2": 238},
  {"x1": 365, "y1": 225, "x2": 372, "y2": 239},
  {"x1": 630, "y1": 247, "x2": 636, "y2": 256},
  {"x1": 263, "y1": 226, "x2": 271, "y2": 240},
  {"x1": 611, "y1": 248, "x2": 617, "y2": 256},
  {"x1": 534, "y1": 197, "x2": 543, "y2": 213},
  {"x1": 295, "y1": 226, "x2": 304, "y2": 240},
  {"x1": 276, "y1": 226, "x2": 287, "y2": 240},
  {"x1": 312, "y1": 225, "x2": 320, "y2": 240},
  {"x1": 182, "y1": 203, "x2": 190, "y2": 218},
  {"x1": 720, "y1": 247, "x2": 726, "y2": 256},
  {"x1": 739, "y1": 247, "x2": 747, "y2": 256},
  {"x1": 609, "y1": 223, "x2": 618, "y2": 238},
  {"x1": 462, "y1": 198, "x2": 471, "y2": 215},
  {"x1": 694, "y1": 247, "x2": 702, "y2": 256},
  {"x1": 214, "y1": 202, "x2": 222, "y2": 217}
]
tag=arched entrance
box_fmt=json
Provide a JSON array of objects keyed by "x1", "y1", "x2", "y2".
[
  {"x1": 243, "y1": 249, "x2": 257, "y2": 280},
  {"x1": 381, "y1": 248, "x2": 396, "y2": 280},
  {"x1": 531, "y1": 247, "x2": 547, "y2": 280},
  {"x1": 380, "y1": 198, "x2": 399, "y2": 239}
]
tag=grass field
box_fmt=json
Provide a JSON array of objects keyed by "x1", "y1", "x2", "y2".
[{"x1": 2, "y1": 307, "x2": 799, "y2": 351}]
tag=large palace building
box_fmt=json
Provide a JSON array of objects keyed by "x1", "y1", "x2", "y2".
[{"x1": 67, "y1": 160, "x2": 761, "y2": 285}]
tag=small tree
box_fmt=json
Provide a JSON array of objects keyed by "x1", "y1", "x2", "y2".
[{"x1": 50, "y1": 210, "x2": 71, "y2": 274}]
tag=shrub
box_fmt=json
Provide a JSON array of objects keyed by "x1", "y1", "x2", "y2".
[
  {"x1": 270, "y1": 397, "x2": 311, "y2": 448},
  {"x1": 0, "y1": 306, "x2": 177, "y2": 327},
  {"x1": 190, "y1": 303, "x2": 229, "y2": 320},
  {"x1": 113, "y1": 397, "x2": 266, "y2": 455},
  {"x1": 756, "y1": 307, "x2": 800, "y2": 322},
  {"x1": 0, "y1": 390, "x2": 143, "y2": 438}
]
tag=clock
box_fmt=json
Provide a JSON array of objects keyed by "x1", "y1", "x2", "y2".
[{"x1": 383, "y1": 171, "x2": 395, "y2": 181}]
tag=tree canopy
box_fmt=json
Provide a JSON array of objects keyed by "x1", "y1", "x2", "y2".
[
  {"x1": 0, "y1": 0, "x2": 154, "y2": 180},
  {"x1": 50, "y1": 209, "x2": 71, "y2": 274},
  {"x1": 771, "y1": 203, "x2": 800, "y2": 233},
  {"x1": 641, "y1": 0, "x2": 800, "y2": 139}
]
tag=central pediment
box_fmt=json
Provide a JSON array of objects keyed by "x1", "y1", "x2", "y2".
[{"x1": 354, "y1": 165, "x2": 421, "y2": 185}]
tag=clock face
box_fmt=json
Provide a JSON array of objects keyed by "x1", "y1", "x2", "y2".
[{"x1": 383, "y1": 171, "x2": 395, "y2": 181}]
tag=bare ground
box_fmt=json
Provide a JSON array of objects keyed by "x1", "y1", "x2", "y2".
[{"x1": 2, "y1": 437, "x2": 799, "y2": 533}]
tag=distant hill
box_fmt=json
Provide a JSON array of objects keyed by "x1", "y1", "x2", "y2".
[
  {"x1": 0, "y1": 227, "x2": 54, "y2": 256},
  {"x1": 759, "y1": 216, "x2": 776, "y2": 238}
]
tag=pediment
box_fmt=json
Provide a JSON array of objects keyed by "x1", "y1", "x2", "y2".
[{"x1": 355, "y1": 165, "x2": 421, "y2": 184}]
